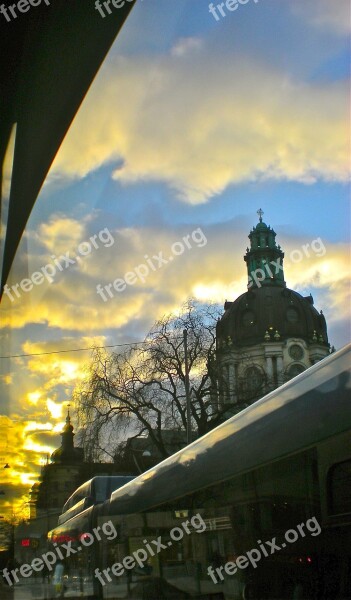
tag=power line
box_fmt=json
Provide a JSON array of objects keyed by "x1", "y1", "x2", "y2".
[
  {"x1": 0, "y1": 332, "x2": 184, "y2": 359},
  {"x1": 0, "y1": 342, "x2": 147, "y2": 359}
]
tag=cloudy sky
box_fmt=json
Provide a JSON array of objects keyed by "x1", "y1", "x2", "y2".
[{"x1": 0, "y1": 0, "x2": 350, "y2": 515}]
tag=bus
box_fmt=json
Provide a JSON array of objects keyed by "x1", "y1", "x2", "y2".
[
  {"x1": 47, "y1": 344, "x2": 350, "y2": 599},
  {"x1": 58, "y1": 476, "x2": 135, "y2": 526}
]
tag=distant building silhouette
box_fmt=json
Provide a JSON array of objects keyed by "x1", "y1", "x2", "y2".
[
  {"x1": 16, "y1": 411, "x2": 130, "y2": 565},
  {"x1": 35, "y1": 409, "x2": 84, "y2": 516}
]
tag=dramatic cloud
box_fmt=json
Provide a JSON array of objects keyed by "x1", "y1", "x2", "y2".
[
  {"x1": 0, "y1": 336, "x2": 106, "y2": 513},
  {"x1": 50, "y1": 44, "x2": 349, "y2": 203},
  {"x1": 292, "y1": 0, "x2": 351, "y2": 36},
  {"x1": 0, "y1": 417, "x2": 49, "y2": 516},
  {"x1": 37, "y1": 216, "x2": 86, "y2": 255},
  {"x1": 2, "y1": 219, "x2": 350, "y2": 343}
]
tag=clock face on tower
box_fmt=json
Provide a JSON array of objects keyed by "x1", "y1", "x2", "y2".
[{"x1": 289, "y1": 344, "x2": 304, "y2": 360}]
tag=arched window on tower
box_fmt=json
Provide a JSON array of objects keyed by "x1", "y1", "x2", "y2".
[
  {"x1": 287, "y1": 363, "x2": 305, "y2": 380},
  {"x1": 241, "y1": 366, "x2": 265, "y2": 401}
]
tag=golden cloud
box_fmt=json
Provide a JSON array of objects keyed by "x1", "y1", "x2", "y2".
[
  {"x1": 37, "y1": 216, "x2": 86, "y2": 255},
  {"x1": 1, "y1": 224, "x2": 350, "y2": 338},
  {"x1": 49, "y1": 45, "x2": 349, "y2": 203},
  {"x1": 0, "y1": 417, "x2": 46, "y2": 516}
]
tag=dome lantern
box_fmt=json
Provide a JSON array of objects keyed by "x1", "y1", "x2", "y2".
[{"x1": 244, "y1": 209, "x2": 286, "y2": 289}]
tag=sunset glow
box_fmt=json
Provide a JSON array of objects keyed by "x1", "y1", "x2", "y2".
[{"x1": 0, "y1": 0, "x2": 349, "y2": 529}]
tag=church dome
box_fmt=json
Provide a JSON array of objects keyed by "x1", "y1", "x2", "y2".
[
  {"x1": 50, "y1": 445, "x2": 84, "y2": 464},
  {"x1": 217, "y1": 286, "x2": 328, "y2": 347},
  {"x1": 217, "y1": 209, "x2": 329, "y2": 348}
]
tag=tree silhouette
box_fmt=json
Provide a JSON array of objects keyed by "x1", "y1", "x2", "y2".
[{"x1": 75, "y1": 300, "x2": 236, "y2": 461}]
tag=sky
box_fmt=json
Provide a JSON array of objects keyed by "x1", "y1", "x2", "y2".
[{"x1": 0, "y1": 0, "x2": 350, "y2": 517}]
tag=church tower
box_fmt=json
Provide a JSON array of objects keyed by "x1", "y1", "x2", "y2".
[
  {"x1": 244, "y1": 208, "x2": 286, "y2": 289},
  {"x1": 50, "y1": 408, "x2": 84, "y2": 465},
  {"x1": 215, "y1": 211, "x2": 331, "y2": 411},
  {"x1": 35, "y1": 409, "x2": 84, "y2": 518}
]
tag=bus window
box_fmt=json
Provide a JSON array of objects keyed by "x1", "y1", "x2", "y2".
[
  {"x1": 92, "y1": 476, "x2": 135, "y2": 502},
  {"x1": 328, "y1": 460, "x2": 351, "y2": 516}
]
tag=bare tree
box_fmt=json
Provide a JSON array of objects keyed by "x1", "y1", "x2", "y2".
[{"x1": 75, "y1": 300, "x2": 235, "y2": 461}]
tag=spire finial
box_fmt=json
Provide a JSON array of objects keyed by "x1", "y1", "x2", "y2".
[
  {"x1": 257, "y1": 208, "x2": 264, "y2": 223},
  {"x1": 66, "y1": 403, "x2": 71, "y2": 422}
]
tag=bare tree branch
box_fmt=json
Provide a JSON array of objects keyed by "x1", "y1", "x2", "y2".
[{"x1": 75, "y1": 300, "x2": 238, "y2": 460}]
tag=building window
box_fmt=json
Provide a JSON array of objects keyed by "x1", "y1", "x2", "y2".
[
  {"x1": 287, "y1": 363, "x2": 305, "y2": 379},
  {"x1": 286, "y1": 307, "x2": 299, "y2": 323},
  {"x1": 244, "y1": 366, "x2": 264, "y2": 396},
  {"x1": 289, "y1": 344, "x2": 304, "y2": 360}
]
